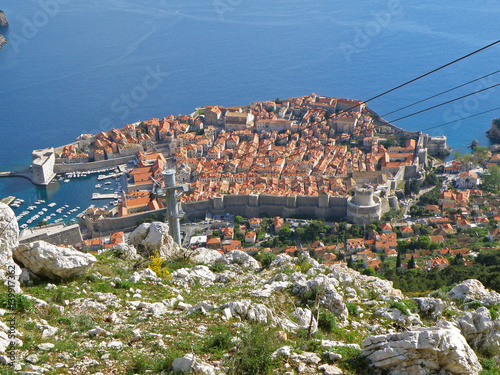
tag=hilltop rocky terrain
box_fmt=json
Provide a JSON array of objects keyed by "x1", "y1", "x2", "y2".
[{"x1": 1, "y1": 202, "x2": 500, "y2": 374}]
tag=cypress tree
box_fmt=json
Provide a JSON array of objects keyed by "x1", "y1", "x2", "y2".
[
  {"x1": 408, "y1": 255, "x2": 415, "y2": 269},
  {"x1": 396, "y1": 251, "x2": 402, "y2": 269}
]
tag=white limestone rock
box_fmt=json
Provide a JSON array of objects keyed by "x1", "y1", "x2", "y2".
[
  {"x1": 111, "y1": 243, "x2": 140, "y2": 261},
  {"x1": 269, "y1": 253, "x2": 295, "y2": 268},
  {"x1": 374, "y1": 307, "x2": 422, "y2": 327},
  {"x1": 271, "y1": 346, "x2": 291, "y2": 359},
  {"x1": 413, "y1": 297, "x2": 447, "y2": 319},
  {"x1": 172, "y1": 265, "x2": 216, "y2": 286},
  {"x1": 36, "y1": 342, "x2": 54, "y2": 351},
  {"x1": 215, "y1": 250, "x2": 260, "y2": 269},
  {"x1": 190, "y1": 247, "x2": 222, "y2": 264},
  {"x1": 148, "y1": 302, "x2": 169, "y2": 316},
  {"x1": 448, "y1": 279, "x2": 500, "y2": 305},
  {"x1": 188, "y1": 265, "x2": 216, "y2": 285},
  {"x1": 0, "y1": 203, "x2": 19, "y2": 281},
  {"x1": 291, "y1": 274, "x2": 347, "y2": 317},
  {"x1": 247, "y1": 304, "x2": 273, "y2": 323},
  {"x1": 107, "y1": 341, "x2": 124, "y2": 350},
  {"x1": 328, "y1": 263, "x2": 404, "y2": 299},
  {"x1": 129, "y1": 222, "x2": 182, "y2": 259},
  {"x1": 13, "y1": 241, "x2": 96, "y2": 280},
  {"x1": 189, "y1": 301, "x2": 216, "y2": 314},
  {"x1": 453, "y1": 307, "x2": 500, "y2": 351},
  {"x1": 138, "y1": 267, "x2": 158, "y2": 280},
  {"x1": 291, "y1": 307, "x2": 317, "y2": 333},
  {"x1": 172, "y1": 354, "x2": 216, "y2": 375},
  {"x1": 361, "y1": 321, "x2": 482, "y2": 375}
]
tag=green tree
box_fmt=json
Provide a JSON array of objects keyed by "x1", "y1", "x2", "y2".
[
  {"x1": 408, "y1": 255, "x2": 415, "y2": 269},
  {"x1": 278, "y1": 226, "x2": 292, "y2": 238},
  {"x1": 396, "y1": 251, "x2": 402, "y2": 269},
  {"x1": 416, "y1": 236, "x2": 431, "y2": 250},
  {"x1": 347, "y1": 255, "x2": 354, "y2": 269},
  {"x1": 472, "y1": 146, "x2": 489, "y2": 166},
  {"x1": 362, "y1": 267, "x2": 376, "y2": 276},
  {"x1": 482, "y1": 165, "x2": 500, "y2": 190},
  {"x1": 234, "y1": 215, "x2": 244, "y2": 224}
]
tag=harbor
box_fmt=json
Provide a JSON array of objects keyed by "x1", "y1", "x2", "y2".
[{"x1": 2, "y1": 166, "x2": 125, "y2": 230}]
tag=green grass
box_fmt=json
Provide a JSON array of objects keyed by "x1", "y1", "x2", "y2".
[{"x1": 388, "y1": 301, "x2": 410, "y2": 316}]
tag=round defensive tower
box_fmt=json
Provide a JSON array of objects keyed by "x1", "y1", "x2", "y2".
[{"x1": 347, "y1": 185, "x2": 382, "y2": 226}]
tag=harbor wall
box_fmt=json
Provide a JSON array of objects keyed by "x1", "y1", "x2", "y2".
[
  {"x1": 20, "y1": 224, "x2": 83, "y2": 246},
  {"x1": 54, "y1": 156, "x2": 134, "y2": 174},
  {"x1": 83, "y1": 208, "x2": 168, "y2": 235}
]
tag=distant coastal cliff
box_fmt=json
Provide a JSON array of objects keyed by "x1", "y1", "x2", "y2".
[
  {"x1": 486, "y1": 118, "x2": 500, "y2": 141},
  {"x1": 0, "y1": 10, "x2": 8, "y2": 49}
]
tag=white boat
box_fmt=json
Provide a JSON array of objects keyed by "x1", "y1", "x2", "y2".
[
  {"x1": 42, "y1": 208, "x2": 48, "y2": 212},
  {"x1": 95, "y1": 184, "x2": 102, "y2": 188},
  {"x1": 64, "y1": 179, "x2": 70, "y2": 183},
  {"x1": 37, "y1": 211, "x2": 44, "y2": 215}
]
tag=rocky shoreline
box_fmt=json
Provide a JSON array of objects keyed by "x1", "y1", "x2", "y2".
[{"x1": 487, "y1": 118, "x2": 500, "y2": 142}]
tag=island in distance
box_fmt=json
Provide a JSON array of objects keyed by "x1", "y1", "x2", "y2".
[{"x1": 0, "y1": 10, "x2": 8, "y2": 49}]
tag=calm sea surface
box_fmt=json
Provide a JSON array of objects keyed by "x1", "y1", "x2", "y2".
[{"x1": 0, "y1": 0, "x2": 499, "y2": 226}]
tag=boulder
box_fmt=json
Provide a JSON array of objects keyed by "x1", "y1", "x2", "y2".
[
  {"x1": 247, "y1": 304, "x2": 273, "y2": 323},
  {"x1": 111, "y1": 243, "x2": 140, "y2": 261},
  {"x1": 413, "y1": 297, "x2": 447, "y2": 319},
  {"x1": 14, "y1": 241, "x2": 96, "y2": 281},
  {"x1": 172, "y1": 354, "x2": 216, "y2": 375},
  {"x1": 374, "y1": 307, "x2": 422, "y2": 327},
  {"x1": 362, "y1": 321, "x2": 482, "y2": 375},
  {"x1": 453, "y1": 307, "x2": 500, "y2": 351},
  {"x1": 215, "y1": 250, "x2": 260, "y2": 269},
  {"x1": 129, "y1": 222, "x2": 182, "y2": 259},
  {"x1": 0, "y1": 203, "x2": 19, "y2": 280},
  {"x1": 172, "y1": 266, "x2": 216, "y2": 286},
  {"x1": 291, "y1": 307, "x2": 317, "y2": 333},
  {"x1": 448, "y1": 279, "x2": 500, "y2": 305},
  {"x1": 291, "y1": 274, "x2": 347, "y2": 317},
  {"x1": 190, "y1": 247, "x2": 222, "y2": 264}
]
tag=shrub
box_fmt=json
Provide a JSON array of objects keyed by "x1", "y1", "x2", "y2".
[
  {"x1": 467, "y1": 301, "x2": 483, "y2": 310},
  {"x1": 227, "y1": 324, "x2": 279, "y2": 375},
  {"x1": 389, "y1": 301, "x2": 409, "y2": 316},
  {"x1": 346, "y1": 302, "x2": 359, "y2": 317},
  {"x1": 114, "y1": 280, "x2": 133, "y2": 289},
  {"x1": 210, "y1": 262, "x2": 227, "y2": 273},
  {"x1": 261, "y1": 253, "x2": 276, "y2": 268},
  {"x1": 0, "y1": 293, "x2": 32, "y2": 313},
  {"x1": 148, "y1": 249, "x2": 172, "y2": 280},
  {"x1": 488, "y1": 304, "x2": 499, "y2": 320},
  {"x1": 318, "y1": 310, "x2": 336, "y2": 333},
  {"x1": 401, "y1": 299, "x2": 418, "y2": 314},
  {"x1": 203, "y1": 326, "x2": 233, "y2": 355}
]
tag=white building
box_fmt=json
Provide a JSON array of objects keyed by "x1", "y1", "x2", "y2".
[{"x1": 456, "y1": 171, "x2": 480, "y2": 189}]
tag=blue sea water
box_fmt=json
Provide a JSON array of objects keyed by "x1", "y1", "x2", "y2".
[{"x1": 0, "y1": 0, "x2": 499, "y2": 226}]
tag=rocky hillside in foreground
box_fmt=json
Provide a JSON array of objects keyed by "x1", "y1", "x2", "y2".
[{"x1": 1, "y1": 202, "x2": 500, "y2": 374}]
